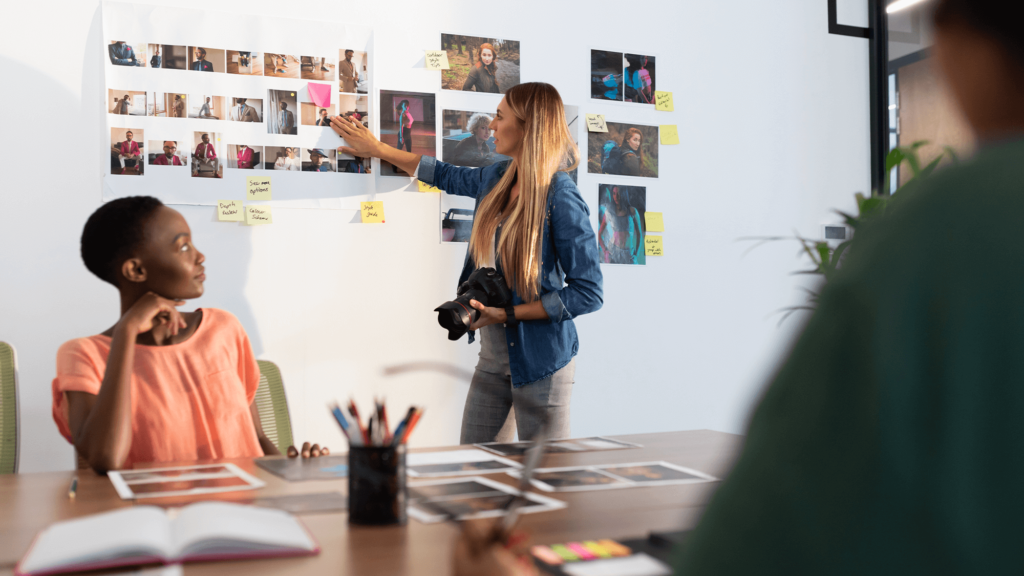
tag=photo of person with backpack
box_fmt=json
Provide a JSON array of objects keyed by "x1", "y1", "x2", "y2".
[{"x1": 589, "y1": 123, "x2": 658, "y2": 178}]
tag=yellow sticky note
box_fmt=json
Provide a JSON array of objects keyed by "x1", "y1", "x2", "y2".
[
  {"x1": 645, "y1": 212, "x2": 664, "y2": 232},
  {"x1": 655, "y1": 91, "x2": 674, "y2": 111},
  {"x1": 645, "y1": 235, "x2": 663, "y2": 256},
  {"x1": 246, "y1": 176, "x2": 272, "y2": 200},
  {"x1": 586, "y1": 114, "x2": 608, "y2": 133},
  {"x1": 245, "y1": 205, "x2": 273, "y2": 225},
  {"x1": 425, "y1": 50, "x2": 450, "y2": 70},
  {"x1": 660, "y1": 125, "x2": 679, "y2": 145},
  {"x1": 418, "y1": 180, "x2": 443, "y2": 193},
  {"x1": 361, "y1": 201, "x2": 384, "y2": 223},
  {"x1": 217, "y1": 200, "x2": 243, "y2": 222}
]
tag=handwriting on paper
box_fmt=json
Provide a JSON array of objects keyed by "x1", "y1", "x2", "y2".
[
  {"x1": 645, "y1": 235, "x2": 663, "y2": 256},
  {"x1": 655, "y1": 91, "x2": 674, "y2": 111},
  {"x1": 418, "y1": 180, "x2": 443, "y2": 193},
  {"x1": 660, "y1": 125, "x2": 679, "y2": 145},
  {"x1": 361, "y1": 201, "x2": 384, "y2": 223},
  {"x1": 217, "y1": 200, "x2": 243, "y2": 222},
  {"x1": 425, "y1": 51, "x2": 450, "y2": 70},
  {"x1": 645, "y1": 212, "x2": 664, "y2": 232},
  {"x1": 245, "y1": 205, "x2": 273, "y2": 225},
  {"x1": 586, "y1": 114, "x2": 608, "y2": 133},
  {"x1": 247, "y1": 176, "x2": 272, "y2": 200}
]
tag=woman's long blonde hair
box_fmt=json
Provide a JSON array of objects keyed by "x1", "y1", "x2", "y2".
[{"x1": 469, "y1": 82, "x2": 579, "y2": 302}]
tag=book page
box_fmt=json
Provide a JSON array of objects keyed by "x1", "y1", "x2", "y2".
[
  {"x1": 170, "y1": 502, "x2": 315, "y2": 558},
  {"x1": 19, "y1": 507, "x2": 171, "y2": 575}
]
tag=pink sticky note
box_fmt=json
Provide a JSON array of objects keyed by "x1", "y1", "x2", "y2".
[{"x1": 308, "y1": 83, "x2": 331, "y2": 108}]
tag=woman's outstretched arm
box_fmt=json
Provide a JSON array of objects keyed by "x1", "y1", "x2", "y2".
[{"x1": 331, "y1": 115, "x2": 420, "y2": 175}]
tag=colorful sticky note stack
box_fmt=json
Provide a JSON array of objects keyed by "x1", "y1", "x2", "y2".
[{"x1": 531, "y1": 540, "x2": 633, "y2": 566}]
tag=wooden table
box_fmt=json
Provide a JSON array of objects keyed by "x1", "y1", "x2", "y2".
[{"x1": 0, "y1": 430, "x2": 741, "y2": 575}]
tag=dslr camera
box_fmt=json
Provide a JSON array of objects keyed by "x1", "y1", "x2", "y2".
[{"x1": 435, "y1": 267, "x2": 512, "y2": 341}]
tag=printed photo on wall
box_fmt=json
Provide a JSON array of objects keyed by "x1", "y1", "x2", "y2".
[
  {"x1": 379, "y1": 89, "x2": 436, "y2": 177},
  {"x1": 441, "y1": 194, "x2": 475, "y2": 243},
  {"x1": 229, "y1": 97, "x2": 263, "y2": 122},
  {"x1": 189, "y1": 47, "x2": 225, "y2": 72},
  {"x1": 228, "y1": 144, "x2": 262, "y2": 169},
  {"x1": 302, "y1": 148, "x2": 336, "y2": 172},
  {"x1": 440, "y1": 34, "x2": 521, "y2": 94},
  {"x1": 598, "y1": 184, "x2": 647, "y2": 266},
  {"x1": 267, "y1": 90, "x2": 298, "y2": 135},
  {"x1": 148, "y1": 140, "x2": 187, "y2": 167},
  {"x1": 338, "y1": 94, "x2": 369, "y2": 128},
  {"x1": 301, "y1": 55, "x2": 335, "y2": 81},
  {"x1": 338, "y1": 149, "x2": 371, "y2": 174},
  {"x1": 108, "y1": 90, "x2": 146, "y2": 116},
  {"x1": 623, "y1": 54, "x2": 656, "y2": 104},
  {"x1": 188, "y1": 95, "x2": 227, "y2": 119},
  {"x1": 265, "y1": 53, "x2": 301, "y2": 78},
  {"x1": 153, "y1": 93, "x2": 188, "y2": 118},
  {"x1": 265, "y1": 146, "x2": 300, "y2": 171},
  {"x1": 108, "y1": 41, "x2": 145, "y2": 67},
  {"x1": 338, "y1": 49, "x2": 368, "y2": 94},
  {"x1": 158, "y1": 45, "x2": 189, "y2": 70},
  {"x1": 301, "y1": 102, "x2": 335, "y2": 127},
  {"x1": 227, "y1": 50, "x2": 262, "y2": 75},
  {"x1": 591, "y1": 50, "x2": 657, "y2": 104},
  {"x1": 191, "y1": 131, "x2": 223, "y2": 178},
  {"x1": 110, "y1": 128, "x2": 144, "y2": 175},
  {"x1": 147, "y1": 44, "x2": 163, "y2": 68},
  {"x1": 588, "y1": 122, "x2": 659, "y2": 178}
]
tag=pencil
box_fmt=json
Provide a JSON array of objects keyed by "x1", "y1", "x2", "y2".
[{"x1": 401, "y1": 408, "x2": 424, "y2": 444}]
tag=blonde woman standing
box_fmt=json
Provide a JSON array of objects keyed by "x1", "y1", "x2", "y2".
[{"x1": 332, "y1": 83, "x2": 603, "y2": 442}]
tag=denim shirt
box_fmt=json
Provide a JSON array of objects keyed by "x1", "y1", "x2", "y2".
[{"x1": 419, "y1": 156, "x2": 604, "y2": 387}]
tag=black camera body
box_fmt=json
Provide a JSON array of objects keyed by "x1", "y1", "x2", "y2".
[{"x1": 435, "y1": 267, "x2": 513, "y2": 341}]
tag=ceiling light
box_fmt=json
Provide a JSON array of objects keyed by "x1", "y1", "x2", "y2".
[{"x1": 887, "y1": 0, "x2": 929, "y2": 14}]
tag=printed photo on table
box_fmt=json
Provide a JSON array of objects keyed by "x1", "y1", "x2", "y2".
[
  {"x1": 337, "y1": 94, "x2": 369, "y2": 128},
  {"x1": 338, "y1": 49, "x2": 368, "y2": 94},
  {"x1": 301, "y1": 103, "x2": 335, "y2": 127},
  {"x1": 157, "y1": 45, "x2": 189, "y2": 70},
  {"x1": 189, "y1": 47, "x2": 225, "y2": 72},
  {"x1": 148, "y1": 140, "x2": 187, "y2": 167},
  {"x1": 188, "y1": 95, "x2": 227, "y2": 119},
  {"x1": 301, "y1": 55, "x2": 335, "y2": 81},
  {"x1": 108, "y1": 90, "x2": 146, "y2": 116},
  {"x1": 228, "y1": 97, "x2": 263, "y2": 122},
  {"x1": 265, "y1": 146, "x2": 301, "y2": 171},
  {"x1": 440, "y1": 34, "x2": 520, "y2": 94},
  {"x1": 623, "y1": 54, "x2": 656, "y2": 104},
  {"x1": 110, "y1": 128, "x2": 144, "y2": 175},
  {"x1": 588, "y1": 122, "x2": 659, "y2": 178},
  {"x1": 598, "y1": 184, "x2": 646, "y2": 266},
  {"x1": 228, "y1": 144, "x2": 262, "y2": 169},
  {"x1": 302, "y1": 148, "x2": 336, "y2": 172},
  {"x1": 265, "y1": 53, "x2": 300, "y2": 78},
  {"x1": 107, "y1": 41, "x2": 145, "y2": 67},
  {"x1": 227, "y1": 50, "x2": 262, "y2": 75},
  {"x1": 379, "y1": 89, "x2": 436, "y2": 177},
  {"x1": 591, "y1": 49, "x2": 624, "y2": 101},
  {"x1": 191, "y1": 131, "x2": 222, "y2": 178},
  {"x1": 267, "y1": 90, "x2": 298, "y2": 135}
]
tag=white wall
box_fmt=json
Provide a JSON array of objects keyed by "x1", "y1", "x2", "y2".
[{"x1": 0, "y1": 0, "x2": 870, "y2": 473}]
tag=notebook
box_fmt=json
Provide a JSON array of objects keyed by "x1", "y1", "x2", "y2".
[{"x1": 15, "y1": 501, "x2": 319, "y2": 576}]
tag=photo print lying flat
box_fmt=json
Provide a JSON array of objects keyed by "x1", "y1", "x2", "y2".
[
  {"x1": 302, "y1": 148, "x2": 336, "y2": 172},
  {"x1": 301, "y1": 54, "x2": 335, "y2": 81},
  {"x1": 148, "y1": 140, "x2": 188, "y2": 167},
  {"x1": 408, "y1": 476, "x2": 565, "y2": 524},
  {"x1": 110, "y1": 128, "x2": 144, "y2": 176},
  {"x1": 588, "y1": 122, "x2": 659, "y2": 178},
  {"x1": 598, "y1": 184, "x2": 647, "y2": 266},
  {"x1": 229, "y1": 97, "x2": 263, "y2": 122},
  {"x1": 250, "y1": 492, "x2": 348, "y2": 514},
  {"x1": 441, "y1": 34, "x2": 521, "y2": 94},
  {"x1": 380, "y1": 89, "x2": 436, "y2": 177},
  {"x1": 189, "y1": 46, "x2": 225, "y2": 72},
  {"x1": 228, "y1": 144, "x2": 263, "y2": 169},
  {"x1": 108, "y1": 90, "x2": 147, "y2": 116},
  {"x1": 188, "y1": 95, "x2": 227, "y2": 120},
  {"x1": 267, "y1": 90, "x2": 298, "y2": 135},
  {"x1": 509, "y1": 461, "x2": 717, "y2": 492},
  {"x1": 265, "y1": 53, "x2": 301, "y2": 78},
  {"x1": 255, "y1": 455, "x2": 351, "y2": 482},
  {"x1": 108, "y1": 463, "x2": 265, "y2": 500},
  {"x1": 406, "y1": 449, "x2": 522, "y2": 478},
  {"x1": 227, "y1": 50, "x2": 262, "y2": 75},
  {"x1": 265, "y1": 146, "x2": 301, "y2": 171},
  {"x1": 191, "y1": 131, "x2": 223, "y2": 178},
  {"x1": 475, "y1": 436, "x2": 642, "y2": 458},
  {"x1": 338, "y1": 49, "x2": 368, "y2": 94},
  {"x1": 107, "y1": 40, "x2": 145, "y2": 67}
]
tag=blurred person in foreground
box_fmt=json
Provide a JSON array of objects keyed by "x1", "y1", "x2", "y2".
[{"x1": 453, "y1": 0, "x2": 1024, "y2": 573}]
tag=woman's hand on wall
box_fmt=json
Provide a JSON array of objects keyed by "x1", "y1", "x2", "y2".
[{"x1": 331, "y1": 115, "x2": 380, "y2": 158}]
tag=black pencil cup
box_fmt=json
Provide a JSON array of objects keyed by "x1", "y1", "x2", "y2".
[{"x1": 348, "y1": 444, "x2": 407, "y2": 525}]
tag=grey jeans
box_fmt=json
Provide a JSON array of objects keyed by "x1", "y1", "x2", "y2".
[{"x1": 460, "y1": 323, "x2": 575, "y2": 444}]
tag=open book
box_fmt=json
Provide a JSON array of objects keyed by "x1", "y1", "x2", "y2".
[{"x1": 16, "y1": 501, "x2": 319, "y2": 576}]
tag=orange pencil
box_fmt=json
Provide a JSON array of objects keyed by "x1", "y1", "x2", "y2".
[{"x1": 401, "y1": 408, "x2": 424, "y2": 444}]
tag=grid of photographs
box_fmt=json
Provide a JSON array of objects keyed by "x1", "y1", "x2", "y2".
[
  {"x1": 509, "y1": 461, "x2": 717, "y2": 493},
  {"x1": 590, "y1": 49, "x2": 656, "y2": 104},
  {"x1": 598, "y1": 184, "x2": 647, "y2": 266},
  {"x1": 440, "y1": 34, "x2": 521, "y2": 94}
]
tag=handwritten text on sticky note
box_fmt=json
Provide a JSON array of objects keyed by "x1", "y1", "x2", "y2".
[
  {"x1": 645, "y1": 235, "x2": 663, "y2": 256},
  {"x1": 247, "y1": 176, "x2": 272, "y2": 200},
  {"x1": 217, "y1": 200, "x2": 243, "y2": 222},
  {"x1": 645, "y1": 212, "x2": 664, "y2": 232},
  {"x1": 418, "y1": 180, "x2": 443, "y2": 193},
  {"x1": 245, "y1": 205, "x2": 273, "y2": 226},
  {"x1": 660, "y1": 125, "x2": 679, "y2": 145},
  {"x1": 655, "y1": 91, "x2": 674, "y2": 111},
  {"x1": 425, "y1": 51, "x2": 450, "y2": 70},
  {"x1": 586, "y1": 114, "x2": 608, "y2": 133},
  {"x1": 361, "y1": 201, "x2": 385, "y2": 223}
]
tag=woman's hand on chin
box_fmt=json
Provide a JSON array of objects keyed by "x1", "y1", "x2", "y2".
[
  {"x1": 468, "y1": 299, "x2": 508, "y2": 331},
  {"x1": 287, "y1": 442, "x2": 330, "y2": 458},
  {"x1": 331, "y1": 115, "x2": 380, "y2": 158}
]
